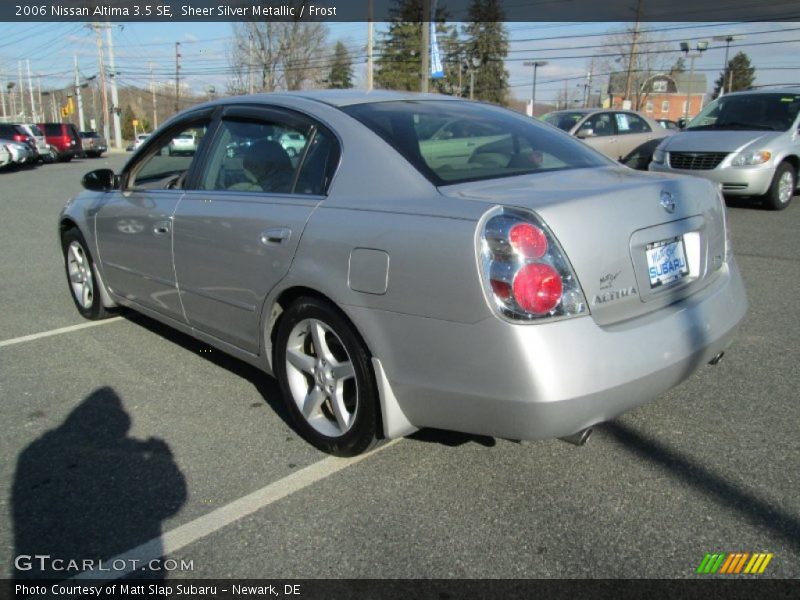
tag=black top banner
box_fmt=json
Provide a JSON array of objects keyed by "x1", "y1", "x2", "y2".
[{"x1": 3, "y1": 0, "x2": 800, "y2": 22}]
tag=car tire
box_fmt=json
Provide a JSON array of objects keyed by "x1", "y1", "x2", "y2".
[
  {"x1": 274, "y1": 297, "x2": 381, "y2": 456},
  {"x1": 60, "y1": 155, "x2": 72, "y2": 163},
  {"x1": 61, "y1": 228, "x2": 114, "y2": 321},
  {"x1": 763, "y1": 162, "x2": 796, "y2": 210},
  {"x1": 286, "y1": 147, "x2": 297, "y2": 158}
]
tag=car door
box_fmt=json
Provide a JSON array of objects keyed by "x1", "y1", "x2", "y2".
[
  {"x1": 172, "y1": 105, "x2": 340, "y2": 354},
  {"x1": 94, "y1": 111, "x2": 213, "y2": 322},
  {"x1": 612, "y1": 112, "x2": 655, "y2": 160},
  {"x1": 575, "y1": 112, "x2": 620, "y2": 159}
]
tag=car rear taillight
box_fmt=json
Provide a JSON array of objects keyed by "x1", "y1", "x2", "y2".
[{"x1": 479, "y1": 207, "x2": 587, "y2": 322}]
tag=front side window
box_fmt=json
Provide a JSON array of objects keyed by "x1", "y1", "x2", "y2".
[
  {"x1": 542, "y1": 111, "x2": 585, "y2": 132},
  {"x1": 346, "y1": 101, "x2": 610, "y2": 186},
  {"x1": 128, "y1": 121, "x2": 209, "y2": 190}
]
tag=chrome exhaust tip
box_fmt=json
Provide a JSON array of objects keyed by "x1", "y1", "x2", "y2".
[
  {"x1": 708, "y1": 351, "x2": 725, "y2": 365},
  {"x1": 559, "y1": 428, "x2": 593, "y2": 447}
]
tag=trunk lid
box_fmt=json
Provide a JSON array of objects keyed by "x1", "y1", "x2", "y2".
[{"x1": 442, "y1": 166, "x2": 727, "y2": 325}]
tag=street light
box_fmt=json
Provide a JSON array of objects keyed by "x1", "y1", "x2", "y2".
[
  {"x1": 712, "y1": 34, "x2": 745, "y2": 96},
  {"x1": 463, "y1": 57, "x2": 481, "y2": 100},
  {"x1": 680, "y1": 40, "x2": 708, "y2": 122},
  {"x1": 523, "y1": 60, "x2": 548, "y2": 117}
]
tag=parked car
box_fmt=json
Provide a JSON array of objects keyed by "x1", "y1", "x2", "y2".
[
  {"x1": 0, "y1": 123, "x2": 39, "y2": 161},
  {"x1": 0, "y1": 139, "x2": 35, "y2": 166},
  {"x1": 650, "y1": 88, "x2": 800, "y2": 210},
  {"x1": 657, "y1": 119, "x2": 681, "y2": 131},
  {"x1": 38, "y1": 122, "x2": 82, "y2": 162},
  {"x1": 79, "y1": 131, "x2": 108, "y2": 158},
  {"x1": 61, "y1": 91, "x2": 747, "y2": 456},
  {"x1": 541, "y1": 108, "x2": 674, "y2": 169},
  {"x1": 0, "y1": 143, "x2": 12, "y2": 168},
  {"x1": 168, "y1": 132, "x2": 197, "y2": 155},
  {"x1": 277, "y1": 132, "x2": 306, "y2": 157},
  {"x1": 131, "y1": 133, "x2": 150, "y2": 151},
  {"x1": 18, "y1": 123, "x2": 50, "y2": 162}
]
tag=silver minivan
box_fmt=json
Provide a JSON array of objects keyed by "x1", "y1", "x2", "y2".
[{"x1": 650, "y1": 88, "x2": 800, "y2": 210}]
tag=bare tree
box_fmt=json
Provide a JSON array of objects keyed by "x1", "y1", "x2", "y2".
[
  {"x1": 600, "y1": 26, "x2": 676, "y2": 110},
  {"x1": 228, "y1": 20, "x2": 328, "y2": 94}
]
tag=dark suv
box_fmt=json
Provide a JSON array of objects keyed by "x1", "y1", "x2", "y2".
[{"x1": 39, "y1": 122, "x2": 82, "y2": 162}]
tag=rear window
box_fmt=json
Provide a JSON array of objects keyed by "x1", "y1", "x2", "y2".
[
  {"x1": 80, "y1": 131, "x2": 99, "y2": 138},
  {"x1": 343, "y1": 101, "x2": 609, "y2": 186},
  {"x1": 43, "y1": 124, "x2": 63, "y2": 136},
  {"x1": 542, "y1": 112, "x2": 586, "y2": 131}
]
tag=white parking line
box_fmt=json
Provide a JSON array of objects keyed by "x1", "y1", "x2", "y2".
[
  {"x1": 72, "y1": 440, "x2": 400, "y2": 581},
  {"x1": 0, "y1": 318, "x2": 123, "y2": 348}
]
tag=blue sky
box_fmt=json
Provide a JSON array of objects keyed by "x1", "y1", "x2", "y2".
[{"x1": 0, "y1": 21, "x2": 798, "y2": 105}]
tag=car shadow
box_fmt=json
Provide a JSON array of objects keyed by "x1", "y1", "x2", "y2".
[
  {"x1": 122, "y1": 312, "x2": 292, "y2": 429},
  {"x1": 12, "y1": 387, "x2": 187, "y2": 580},
  {"x1": 602, "y1": 421, "x2": 800, "y2": 552},
  {"x1": 409, "y1": 428, "x2": 497, "y2": 448}
]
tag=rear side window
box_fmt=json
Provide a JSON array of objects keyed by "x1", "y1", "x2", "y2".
[{"x1": 344, "y1": 101, "x2": 610, "y2": 186}]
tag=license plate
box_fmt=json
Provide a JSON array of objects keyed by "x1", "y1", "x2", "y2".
[{"x1": 646, "y1": 236, "x2": 689, "y2": 288}]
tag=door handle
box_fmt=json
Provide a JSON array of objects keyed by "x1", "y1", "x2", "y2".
[
  {"x1": 153, "y1": 221, "x2": 171, "y2": 235},
  {"x1": 260, "y1": 227, "x2": 292, "y2": 245}
]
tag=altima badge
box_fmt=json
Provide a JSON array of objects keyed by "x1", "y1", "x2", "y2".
[{"x1": 660, "y1": 190, "x2": 676, "y2": 213}]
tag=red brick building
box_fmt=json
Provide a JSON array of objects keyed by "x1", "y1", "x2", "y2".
[{"x1": 608, "y1": 72, "x2": 707, "y2": 122}]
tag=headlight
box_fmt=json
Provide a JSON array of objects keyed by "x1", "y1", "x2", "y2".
[
  {"x1": 730, "y1": 150, "x2": 771, "y2": 166},
  {"x1": 652, "y1": 148, "x2": 665, "y2": 163}
]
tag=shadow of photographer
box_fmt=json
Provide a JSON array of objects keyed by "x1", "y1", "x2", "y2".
[{"x1": 12, "y1": 386, "x2": 186, "y2": 581}]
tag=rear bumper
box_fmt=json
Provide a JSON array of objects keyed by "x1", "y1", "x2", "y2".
[
  {"x1": 346, "y1": 259, "x2": 747, "y2": 441},
  {"x1": 650, "y1": 161, "x2": 774, "y2": 196}
]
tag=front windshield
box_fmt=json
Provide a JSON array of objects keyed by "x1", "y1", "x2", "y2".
[
  {"x1": 687, "y1": 93, "x2": 800, "y2": 132},
  {"x1": 542, "y1": 112, "x2": 585, "y2": 132},
  {"x1": 343, "y1": 101, "x2": 610, "y2": 186}
]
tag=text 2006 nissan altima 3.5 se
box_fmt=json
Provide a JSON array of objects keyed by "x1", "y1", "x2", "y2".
[{"x1": 59, "y1": 91, "x2": 747, "y2": 456}]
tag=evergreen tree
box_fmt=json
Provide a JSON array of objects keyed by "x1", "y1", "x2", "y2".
[
  {"x1": 374, "y1": 0, "x2": 451, "y2": 92},
  {"x1": 327, "y1": 41, "x2": 354, "y2": 89},
  {"x1": 712, "y1": 51, "x2": 756, "y2": 99},
  {"x1": 121, "y1": 105, "x2": 136, "y2": 141},
  {"x1": 462, "y1": 0, "x2": 509, "y2": 104}
]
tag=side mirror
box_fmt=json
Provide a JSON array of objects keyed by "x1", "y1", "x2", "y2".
[
  {"x1": 82, "y1": 168, "x2": 118, "y2": 192},
  {"x1": 576, "y1": 127, "x2": 594, "y2": 139},
  {"x1": 676, "y1": 117, "x2": 688, "y2": 130}
]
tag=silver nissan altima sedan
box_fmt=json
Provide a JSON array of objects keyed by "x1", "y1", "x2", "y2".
[{"x1": 59, "y1": 91, "x2": 747, "y2": 456}]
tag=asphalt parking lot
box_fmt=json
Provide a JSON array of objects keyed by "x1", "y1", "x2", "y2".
[{"x1": 1, "y1": 154, "x2": 798, "y2": 581}]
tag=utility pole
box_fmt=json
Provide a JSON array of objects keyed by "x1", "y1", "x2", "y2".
[
  {"x1": 36, "y1": 75, "x2": 42, "y2": 118},
  {"x1": 248, "y1": 36, "x2": 254, "y2": 94},
  {"x1": 105, "y1": 24, "x2": 122, "y2": 149},
  {"x1": 366, "y1": 0, "x2": 373, "y2": 91},
  {"x1": 150, "y1": 62, "x2": 158, "y2": 129},
  {"x1": 623, "y1": 0, "x2": 642, "y2": 109},
  {"x1": 74, "y1": 56, "x2": 85, "y2": 131},
  {"x1": 175, "y1": 42, "x2": 181, "y2": 113},
  {"x1": 0, "y1": 66, "x2": 7, "y2": 118},
  {"x1": 26, "y1": 60, "x2": 36, "y2": 121},
  {"x1": 93, "y1": 24, "x2": 110, "y2": 142},
  {"x1": 420, "y1": 0, "x2": 429, "y2": 93},
  {"x1": 18, "y1": 61, "x2": 25, "y2": 119}
]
